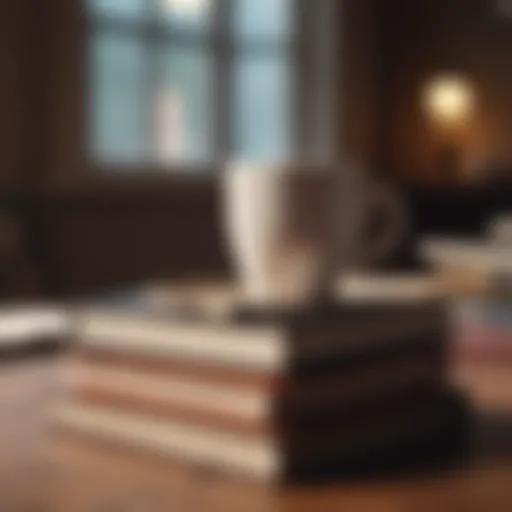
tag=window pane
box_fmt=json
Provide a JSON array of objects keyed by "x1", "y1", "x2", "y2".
[
  {"x1": 233, "y1": 0, "x2": 293, "y2": 41},
  {"x1": 89, "y1": 0, "x2": 146, "y2": 20},
  {"x1": 158, "y1": 0, "x2": 212, "y2": 32},
  {"x1": 155, "y1": 46, "x2": 213, "y2": 164},
  {"x1": 89, "y1": 34, "x2": 149, "y2": 164},
  {"x1": 233, "y1": 55, "x2": 293, "y2": 161}
]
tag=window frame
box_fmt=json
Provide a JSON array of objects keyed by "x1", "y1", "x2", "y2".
[{"x1": 84, "y1": 0, "x2": 338, "y2": 173}]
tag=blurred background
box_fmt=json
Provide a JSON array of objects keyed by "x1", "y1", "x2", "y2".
[
  {"x1": 2, "y1": 0, "x2": 512, "y2": 299},
  {"x1": 1, "y1": 1, "x2": 512, "y2": 508}
]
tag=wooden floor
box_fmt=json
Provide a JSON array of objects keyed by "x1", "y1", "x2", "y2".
[{"x1": 0, "y1": 357, "x2": 511, "y2": 511}]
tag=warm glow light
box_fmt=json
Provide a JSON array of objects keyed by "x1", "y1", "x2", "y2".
[{"x1": 423, "y1": 75, "x2": 475, "y2": 125}]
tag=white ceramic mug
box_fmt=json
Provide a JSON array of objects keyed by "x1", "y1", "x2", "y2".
[{"x1": 222, "y1": 163, "x2": 407, "y2": 308}]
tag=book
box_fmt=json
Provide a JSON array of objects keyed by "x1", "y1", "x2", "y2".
[
  {"x1": 57, "y1": 294, "x2": 459, "y2": 482},
  {"x1": 421, "y1": 238, "x2": 512, "y2": 274},
  {"x1": 421, "y1": 238, "x2": 512, "y2": 296},
  {"x1": 0, "y1": 305, "x2": 69, "y2": 360},
  {"x1": 68, "y1": 347, "x2": 444, "y2": 436},
  {"x1": 451, "y1": 298, "x2": 512, "y2": 360},
  {"x1": 0, "y1": 306, "x2": 68, "y2": 346},
  {"x1": 336, "y1": 273, "x2": 443, "y2": 304},
  {"x1": 72, "y1": 298, "x2": 447, "y2": 374},
  {"x1": 53, "y1": 391, "x2": 468, "y2": 482}
]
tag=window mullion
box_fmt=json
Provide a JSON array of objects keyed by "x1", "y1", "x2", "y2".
[
  {"x1": 87, "y1": 0, "x2": 332, "y2": 171},
  {"x1": 213, "y1": 0, "x2": 233, "y2": 163},
  {"x1": 146, "y1": 0, "x2": 160, "y2": 165}
]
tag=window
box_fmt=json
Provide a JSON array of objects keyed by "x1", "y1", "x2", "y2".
[{"x1": 87, "y1": 0, "x2": 336, "y2": 169}]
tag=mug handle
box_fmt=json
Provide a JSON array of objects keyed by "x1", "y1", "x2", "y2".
[{"x1": 359, "y1": 181, "x2": 408, "y2": 266}]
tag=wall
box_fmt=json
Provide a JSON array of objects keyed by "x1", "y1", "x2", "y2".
[
  {"x1": 0, "y1": 0, "x2": 230, "y2": 296},
  {"x1": 35, "y1": 180, "x2": 228, "y2": 295},
  {"x1": 377, "y1": 0, "x2": 512, "y2": 184},
  {"x1": 0, "y1": 3, "x2": 43, "y2": 189},
  {"x1": 340, "y1": 0, "x2": 379, "y2": 170}
]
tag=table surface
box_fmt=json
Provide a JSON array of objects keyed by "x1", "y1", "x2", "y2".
[{"x1": 0, "y1": 357, "x2": 511, "y2": 512}]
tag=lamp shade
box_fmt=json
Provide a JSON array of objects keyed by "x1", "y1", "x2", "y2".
[{"x1": 423, "y1": 75, "x2": 475, "y2": 126}]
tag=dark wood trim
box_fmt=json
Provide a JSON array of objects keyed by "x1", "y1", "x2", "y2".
[
  {"x1": 294, "y1": 0, "x2": 310, "y2": 158},
  {"x1": 46, "y1": 0, "x2": 87, "y2": 180}
]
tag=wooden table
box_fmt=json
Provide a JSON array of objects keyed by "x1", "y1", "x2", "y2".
[{"x1": 1, "y1": 357, "x2": 511, "y2": 512}]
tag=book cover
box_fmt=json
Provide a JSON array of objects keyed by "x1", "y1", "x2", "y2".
[{"x1": 73, "y1": 297, "x2": 446, "y2": 373}]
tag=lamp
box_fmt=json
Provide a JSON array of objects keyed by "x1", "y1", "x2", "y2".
[
  {"x1": 422, "y1": 74, "x2": 476, "y2": 182},
  {"x1": 423, "y1": 75, "x2": 475, "y2": 127}
]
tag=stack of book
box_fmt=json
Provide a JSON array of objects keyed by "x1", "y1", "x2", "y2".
[
  {"x1": 55, "y1": 295, "x2": 467, "y2": 482},
  {"x1": 420, "y1": 236, "x2": 512, "y2": 361},
  {"x1": 451, "y1": 297, "x2": 512, "y2": 361},
  {"x1": 420, "y1": 235, "x2": 512, "y2": 296}
]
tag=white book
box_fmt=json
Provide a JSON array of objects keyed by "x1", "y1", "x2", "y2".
[
  {"x1": 0, "y1": 306, "x2": 69, "y2": 348},
  {"x1": 420, "y1": 237, "x2": 512, "y2": 274},
  {"x1": 54, "y1": 402, "x2": 279, "y2": 481},
  {"x1": 73, "y1": 302, "x2": 445, "y2": 373},
  {"x1": 336, "y1": 273, "x2": 442, "y2": 304}
]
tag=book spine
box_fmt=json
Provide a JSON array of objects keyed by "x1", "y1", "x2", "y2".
[{"x1": 76, "y1": 347, "x2": 277, "y2": 391}]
